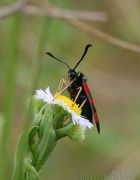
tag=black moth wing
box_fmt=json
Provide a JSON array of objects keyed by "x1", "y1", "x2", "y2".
[{"x1": 67, "y1": 72, "x2": 93, "y2": 123}]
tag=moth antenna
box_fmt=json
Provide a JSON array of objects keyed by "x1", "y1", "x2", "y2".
[
  {"x1": 73, "y1": 44, "x2": 92, "y2": 70},
  {"x1": 46, "y1": 52, "x2": 71, "y2": 70}
]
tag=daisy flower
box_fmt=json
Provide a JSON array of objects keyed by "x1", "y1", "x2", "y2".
[{"x1": 35, "y1": 87, "x2": 93, "y2": 129}]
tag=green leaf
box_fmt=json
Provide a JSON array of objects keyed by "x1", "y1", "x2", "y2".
[
  {"x1": 67, "y1": 125, "x2": 85, "y2": 142},
  {"x1": 24, "y1": 159, "x2": 39, "y2": 180},
  {"x1": 12, "y1": 131, "x2": 29, "y2": 180},
  {"x1": 29, "y1": 126, "x2": 39, "y2": 156},
  {"x1": 32, "y1": 105, "x2": 56, "y2": 171},
  {"x1": 32, "y1": 97, "x2": 46, "y2": 114},
  {"x1": 53, "y1": 105, "x2": 69, "y2": 129}
]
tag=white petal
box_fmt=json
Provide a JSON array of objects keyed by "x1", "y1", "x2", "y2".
[
  {"x1": 35, "y1": 87, "x2": 53, "y2": 103},
  {"x1": 71, "y1": 113, "x2": 93, "y2": 129},
  {"x1": 35, "y1": 89, "x2": 47, "y2": 100},
  {"x1": 45, "y1": 87, "x2": 53, "y2": 100}
]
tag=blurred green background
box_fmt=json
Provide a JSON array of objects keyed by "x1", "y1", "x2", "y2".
[{"x1": 0, "y1": 0, "x2": 140, "y2": 179}]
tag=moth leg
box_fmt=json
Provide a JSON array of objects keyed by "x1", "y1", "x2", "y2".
[
  {"x1": 58, "y1": 80, "x2": 74, "y2": 95},
  {"x1": 61, "y1": 78, "x2": 68, "y2": 88},
  {"x1": 57, "y1": 78, "x2": 68, "y2": 93},
  {"x1": 80, "y1": 98, "x2": 87, "y2": 108},
  {"x1": 57, "y1": 79, "x2": 63, "y2": 93},
  {"x1": 58, "y1": 76, "x2": 78, "y2": 95},
  {"x1": 73, "y1": 86, "x2": 82, "y2": 103}
]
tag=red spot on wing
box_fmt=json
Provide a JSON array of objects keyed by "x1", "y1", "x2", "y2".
[
  {"x1": 83, "y1": 82, "x2": 90, "y2": 94},
  {"x1": 93, "y1": 112, "x2": 99, "y2": 123},
  {"x1": 83, "y1": 82, "x2": 100, "y2": 133},
  {"x1": 89, "y1": 96, "x2": 96, "y2": 106}
]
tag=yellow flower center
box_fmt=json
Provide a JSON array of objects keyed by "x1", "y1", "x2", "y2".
[{"x1": 54, "y1": 93, "x2": 81, "y2": 115}]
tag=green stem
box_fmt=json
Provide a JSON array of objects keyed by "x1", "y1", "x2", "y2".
[
  {"x1": 56, "y1": 122, "x2": 75, "y2": 140},
  {"x1": 0, "y1": 14, "x2": 20, "y2": 180}
]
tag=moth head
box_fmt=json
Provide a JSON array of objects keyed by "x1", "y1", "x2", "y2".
[{"x1": 68, "y1": 69, "x2": 77, "y2": 80}]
